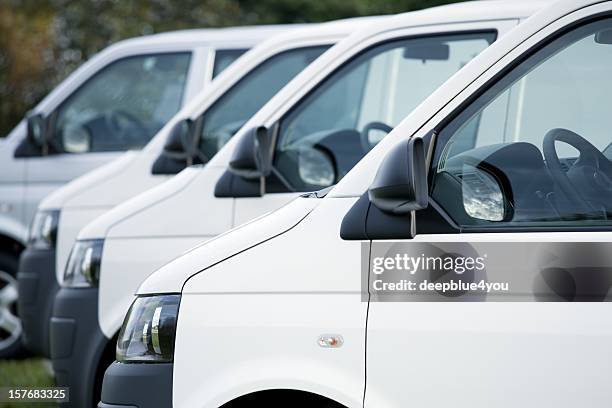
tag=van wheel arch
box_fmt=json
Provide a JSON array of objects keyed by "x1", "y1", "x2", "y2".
[
  {"x1": 93, "y1": 333, "x2": 119, "y2": 405},
  {"x1": 221, "y1": 389, "x2": 347, "y2": 408}
]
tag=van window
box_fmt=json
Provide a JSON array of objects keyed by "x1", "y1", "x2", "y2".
[
  {"x1": 431, "y1": 19, "x2": 612, "y2": 228},
  {"x1": 274, "y1": 33, "x2": 495, "y2": 191},
  {"x1": 212, "y1": 49, "x2": 248, "y2": 78},
  {"x1": 198, "y1": 45, "x2": 329, "y2": 159},
  {"x1": 54, "y1": 52, "x2": 191, "y2": 154}
]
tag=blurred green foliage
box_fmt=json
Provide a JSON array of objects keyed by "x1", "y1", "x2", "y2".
[{"x1": 0, "y1": 0, "x2": 461, "y2": 137}]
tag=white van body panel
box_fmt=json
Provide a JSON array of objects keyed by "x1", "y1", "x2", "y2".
[
  {"x1": 176, "y1": 291, "x2": 366, "y2": 408},
  {"x1": 85, "y1": 166, "x2": 208, "y2": 239},
  {"x1": 365, "y1": 302, "x2": 611, "y2": 408},
  {"x1": 174, "y1": 197, "x2": 362, "y2": 408},
  {"x1": 136, "y1": 196, "x2": 319, "y2": 294},
  {"x1": 182, "y1": 198, "x2": 359, "y2": 293},
  {"x1": 44, "y1": 150, "x2": 162, "y2": 275}
]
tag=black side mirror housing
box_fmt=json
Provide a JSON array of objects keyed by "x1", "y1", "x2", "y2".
[
  {"x1": 15, "y1": 113, "x2": 49, "y2": 157},
  {"x1": 229, "y1": 126, "x2": 271, "y2": 179},
  {"x1": 368, "y1": 137, "x2": 428, "y2": 215},
  {"x1": 151, "y1": 119, "x2": 197, "y2": 175},
  {"x1": 164, "y1": 119, "x2": 194, "y2": 158},
  {"x1": 26, "y1": 113, "x2": 47, "y2": 146}
]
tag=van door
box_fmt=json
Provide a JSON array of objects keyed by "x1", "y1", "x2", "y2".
[
  {"x1": 23, "y1": 51, "x2": 193, "y2": 222},
  {"x1": 365, "y1": 14, "x2": 612, "y2": 407},
  {"x1": 233, "y1": 27, "x2": 501, "y2": 226}
]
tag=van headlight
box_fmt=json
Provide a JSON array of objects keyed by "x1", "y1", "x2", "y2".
[
  {"x1": 28, "y1": 210, "x2": 60, "y2": 250},
  {"x1": 63, "y1": 239, "x2": 104, "y2": 287},
  {"x1": 116, "y1": 295, "x2": 180, "y2": 363}
]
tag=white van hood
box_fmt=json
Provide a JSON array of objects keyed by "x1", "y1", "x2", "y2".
[
  {"x1": 39, "y1": 152, "x2": 137, "y2": 210},
  {"x1": 137, "y1": 196, "x2": 318, "y2": 294},
  {"x1": 39, "y1": 147, "x2": 170, "y2": 211},
  {"x1": 78, "y1": 165, "x2": 202, "y2": 240}
]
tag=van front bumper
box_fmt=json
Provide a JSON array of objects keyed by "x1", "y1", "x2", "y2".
[
  {"x1": 50, "y1": 287, "x2": 110, "y2": 408},
  {"x1": 16, "y1": 246, "x2": 58, "y2": 357},
  {"x1": 99, "y1": 361, "x2": 173, "y2": 408}
]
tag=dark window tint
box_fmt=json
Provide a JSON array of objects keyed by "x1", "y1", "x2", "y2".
[
  {"x1": 54, "y1": 52, "x2": 191, "y2": 153},
  {"x1": 212, "y1": 49, "x2": 248, "y2": 78},
  {"x1": 274, "y1": 33, "x2": 495, "y2": 192},
  {"x1": 431, "y1": 19, "x2": 612, "y2": 228},
  {"x1": 198, "y1": 45, "x2": 329, "y2": 159}
]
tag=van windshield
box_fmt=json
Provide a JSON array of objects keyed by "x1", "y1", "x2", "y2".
[
  {"x1": 198, "y1": 45, "x2": 330, "y2": 160},
  {"x1": 274, "y1": 32, "x2": 496, "y2": 191}
]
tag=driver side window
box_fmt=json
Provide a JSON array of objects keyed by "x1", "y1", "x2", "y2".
[
  {"x1": 431, "y1": 18, "x2": 612, "y2": 228},
  {"x1": 199, "y1": 46, "x2": 329, "y2": 160},
  {"x1": 274, "y1": 33, "x2": 495, "y2": 192},
  {"x1": 53, "y1": 52, "x2": 191, "y2": 154}
]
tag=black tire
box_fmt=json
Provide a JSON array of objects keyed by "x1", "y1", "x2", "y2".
[{"x1": 0, "y1": 251, "x2": 29, "y2": 359}]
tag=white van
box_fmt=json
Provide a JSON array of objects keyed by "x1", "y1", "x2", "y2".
[
  {"x1": 27, "y1": 20, "x2": 371, "y2": 407},
  {"x1": 104, "y1": 0, "x2": 612, "y2": 407},
  {"x1": 1, "y1": 25, "x2": 286, "y2": 357}
]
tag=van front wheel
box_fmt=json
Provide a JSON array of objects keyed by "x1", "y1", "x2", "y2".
[{"x1": 0, "y1": 252, "x2": 26, "y2": 359}]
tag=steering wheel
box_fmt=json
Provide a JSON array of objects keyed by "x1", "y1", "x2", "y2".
[
  {"x1": 543, "y1": 128, "x2": 612, "y2": 213},
  {"x1": 360, "y1": 121, "x2": 393, "y2": 153},
  {"x1": 104, "y1": 110, "x2": 148, "y2": 145}
]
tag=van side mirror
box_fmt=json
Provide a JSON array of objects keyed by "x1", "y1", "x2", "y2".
[
  {"x1": 151, "y1": 119, "x2": 196, "y2": 175},
  {"x1": 26, "y1": 113, "x2": 47, "y2": 146},
  {"x1": 164, "y1": 119, "x2": 195, "y2": 161},
  {"x1": 14, "y1": 113, "x2": 50, "y2": 157},
  {"x1": 229, "y1": 126, "x2": 271, "y2": 179},
  {"x1": 368, "y1": 137, "x2": 428, "y2": 215},
  {"x1": 215, "y1": 126, "x2": 273, "y2": 198}
]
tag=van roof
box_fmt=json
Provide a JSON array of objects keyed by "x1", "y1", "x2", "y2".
[
  {"x1": 116, "y1": 16, "x2": 386, "y2": 50},
  {"x1": 372, "y1": 0, "x2": 553, "y2": 32},
  {"x1": 108, "y1": 24, "x2": 299, "y2": 50}
]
